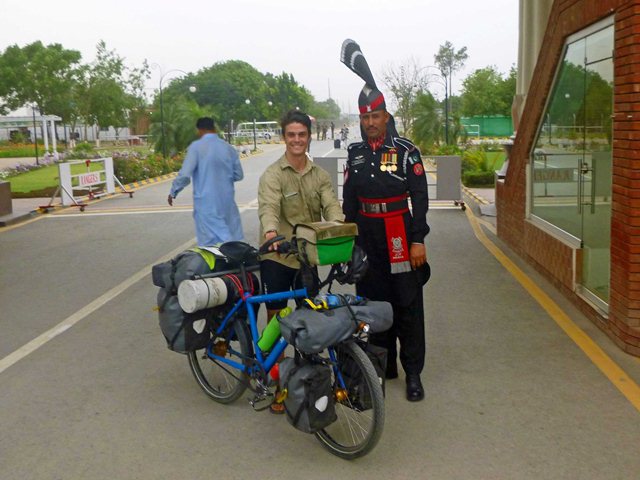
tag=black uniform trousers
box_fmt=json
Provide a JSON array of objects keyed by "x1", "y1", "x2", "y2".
[{"x1": 368, "y1": 289, "x2": 425, "y2": 376}]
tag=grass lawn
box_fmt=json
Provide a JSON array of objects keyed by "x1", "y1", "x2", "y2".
[{"x1": 7, "y1": 162, "x2": 105, "y2": 196}]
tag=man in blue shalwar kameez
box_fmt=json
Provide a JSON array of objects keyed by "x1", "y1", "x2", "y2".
[{"x1": 168, "y1": 117, "x2": 244, "y2": 246}]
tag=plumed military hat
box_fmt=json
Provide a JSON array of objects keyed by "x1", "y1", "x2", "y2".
[{"x1": 340, "y1": 39, "x2": 386, "y2": 114}]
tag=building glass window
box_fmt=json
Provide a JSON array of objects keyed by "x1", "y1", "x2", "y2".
[{"x1": 530, "y1": 20, "x2": 613, "y2": 305}]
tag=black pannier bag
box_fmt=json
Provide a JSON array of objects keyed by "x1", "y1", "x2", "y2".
[
  {"x1": 157, "y1": 289, "x2": 211, "y2": 353},
  {"x1": 153, "y1": 248, "x2": 255, "y2": 353},
  {"x1": 336, "y1": 342, "x2": 387, "y2": 411},
  {"x1": 279, "y1": 356, "x2": 337, "y2": 433}
]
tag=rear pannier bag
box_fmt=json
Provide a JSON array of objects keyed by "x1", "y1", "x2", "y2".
[
  {"x1": 337, "y1": 342, "x2": 387, "y2": 411},
  {"x1": 157, "y1": 289, "x2": 211, "y2": 353},
  {"x1": 279, "y1": 357, "x2": 337, "y2": 433},
  {"x1": 278, "y1": 307, "x2": 358, "y2": 354},
  {"x1": 295, "y1": 221, "x2": 358, "y2": 266},
  {"x1": 153, "y1": 248, "x2": 254, "y2": 353}
]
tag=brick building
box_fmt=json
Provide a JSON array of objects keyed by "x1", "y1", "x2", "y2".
[{"x1": 499, "y1": 0, "x2": 640, "y2": 355}]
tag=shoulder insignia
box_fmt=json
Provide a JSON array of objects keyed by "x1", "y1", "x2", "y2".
[{"x1": 393, "y1": 136, "x2": 417, "y2": 152}]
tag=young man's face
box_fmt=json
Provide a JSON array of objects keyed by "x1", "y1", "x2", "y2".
[
  {"x1": 360, "y1": 110, "x2": 389, "y2": 140},
  {"x1": 284, "y1": 122, "x2": 310, "y2": 156}
]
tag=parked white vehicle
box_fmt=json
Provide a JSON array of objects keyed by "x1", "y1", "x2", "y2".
[{"x1": 234, "y1": 121, "x2": 280, "y2": 140}]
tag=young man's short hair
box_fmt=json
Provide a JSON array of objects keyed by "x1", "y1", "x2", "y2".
[{"x1": 281, "y1": 110, "x2": 311, "y2": 135}]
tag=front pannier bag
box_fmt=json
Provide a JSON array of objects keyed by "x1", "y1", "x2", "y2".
[{"x1": 279, "y1": 357, "x2": 337, "y2": 433}]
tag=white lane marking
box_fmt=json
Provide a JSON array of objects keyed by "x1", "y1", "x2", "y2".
[
  {"x1": 45, "y1": 204, "x2": 258, "y2": 218},
  {"x1": 0, "y1": 206, "x2": 259, "y2": 375},
  {"x1": 0, "y1": 236, "x2": 195, "y2": 375}
]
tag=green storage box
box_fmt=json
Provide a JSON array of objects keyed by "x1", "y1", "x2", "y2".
[{"x1": 295, "y1": 221, "x2": 358, "y2": 266}]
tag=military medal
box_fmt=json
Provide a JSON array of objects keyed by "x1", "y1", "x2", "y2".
[
  {"x1": 384, "y1": 149, "x2": 397, "y2": 172},
  {"x1": 380, "y1": 153, "x2": 388, "y2": 171}
]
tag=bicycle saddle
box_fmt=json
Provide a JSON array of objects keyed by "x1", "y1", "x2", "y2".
[{"x1": 219, "y1": 241, "x2": 259, "y2": 264}]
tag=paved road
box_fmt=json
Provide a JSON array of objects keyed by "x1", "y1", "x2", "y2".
[{"x1": 1, "y1": 140, "x2": 639, "y2": 479}]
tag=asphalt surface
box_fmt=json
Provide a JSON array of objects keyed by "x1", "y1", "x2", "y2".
[{"x1": 0, "y1": 140, "x2": 639, "y2": 479}]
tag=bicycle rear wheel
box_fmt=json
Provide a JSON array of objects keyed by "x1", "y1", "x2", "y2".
[
  {"x1": 187, "y1": 317, "x2": 253, "y2": 404},
  {"x1": 315, "y1": 341, "x2": 385, "y2": 459}
]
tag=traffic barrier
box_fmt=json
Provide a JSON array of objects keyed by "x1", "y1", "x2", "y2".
[{"x1": 40, "y1": 157, "x2": 133, "y2": 212}]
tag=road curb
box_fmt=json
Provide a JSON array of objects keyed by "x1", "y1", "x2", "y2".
[
  {"x1": 124, "y1": 172, "x2": 177, "y2": 191},
  {"x1": 462, "y1": 186, "x2": 490, "y2": 205}
]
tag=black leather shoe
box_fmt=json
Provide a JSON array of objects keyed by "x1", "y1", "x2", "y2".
[{"x1": 406, "y1": 374, "x2": 424, "y2": 402}]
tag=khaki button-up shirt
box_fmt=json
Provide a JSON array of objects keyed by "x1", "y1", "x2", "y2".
[{"x1": 258, "y1": 153, "x2": 344, "y2": 268}]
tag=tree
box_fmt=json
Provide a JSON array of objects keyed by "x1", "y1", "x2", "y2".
[
  {"x1": 411, "y1": 91, "x2": 441, "y2": 152},
  {"x1": 79, "y1": 41, "x2": 150, "y2": 142},
  {"x1": 265, "y1": 72, "x2": 314, "y2": 119},
  {"x1": 434, "y1": 41, "x2": 468, "y2": 143},
  {"x1": 0, "y1": 41, "x2": 82, "y2": 116},
  {"x1": 165, "y1": 62, "x2": 315, "y2": 133},
  {"x1": 308, "y1": 98, "x2": 341, "y2": 120},
  {"x1": 149, "y1": 97, "x2": 206, "y2": 155},
  {"x1": 381, "y1": 58, "x2": 429, "y2": 135},
  {"x1": 167, "y1": 60, "x2": 276, "y2": 130},
  {"x1": 459, "y1": 66, "x2": 515, "y2": 116}
]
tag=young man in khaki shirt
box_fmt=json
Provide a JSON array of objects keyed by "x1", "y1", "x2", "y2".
[{"x1": 258, "y1": 111, "x2": 343, "y2": 312}]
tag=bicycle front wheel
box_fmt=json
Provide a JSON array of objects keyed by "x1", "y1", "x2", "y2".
[
  {"x1": 187, "y1": 317, "x2": 253, "y2": 404},
  {"x1": 315, "y1": 341, "x2": 385, "y2": 459}
]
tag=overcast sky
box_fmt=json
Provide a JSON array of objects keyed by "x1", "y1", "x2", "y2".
[{"x1": 1, "y1": 0, "x2": 518, "y2": 115}]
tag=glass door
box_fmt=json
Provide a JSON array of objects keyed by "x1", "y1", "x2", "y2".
[{"x1": 578, "y1": 29, "x2": 613, "y2": 304}]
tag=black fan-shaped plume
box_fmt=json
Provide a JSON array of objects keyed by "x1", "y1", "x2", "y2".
[{"x1": 340, "y1": 39, "x2": 377, "y2": 89}]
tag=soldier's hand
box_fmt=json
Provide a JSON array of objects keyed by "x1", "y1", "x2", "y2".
[
  {"x1": 410, "y1": 243, "x2": 427, "y2": 270},
  {"x1": 167, "y1": 194, "x2": 174, "y2": 206}
]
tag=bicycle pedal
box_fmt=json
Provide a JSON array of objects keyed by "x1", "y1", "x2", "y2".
[{"x1": 248, "y1": 392, "x2": 274, "y2": 411}]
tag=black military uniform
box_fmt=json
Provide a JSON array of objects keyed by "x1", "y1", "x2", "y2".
[
  {"x1": 343, "y1": 133, "x2": 430, "y2": 378},
  {"x1": 340, "y1": 38, "x2": 430, "y2": 401}
]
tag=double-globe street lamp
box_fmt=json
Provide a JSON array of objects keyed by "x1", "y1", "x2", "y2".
[
  {"x1": 244, "y1": 98, "x2": 273, "y2": 151},
  {"x1": 153, "y1": 65, "x2": 196, "y2": 158}
]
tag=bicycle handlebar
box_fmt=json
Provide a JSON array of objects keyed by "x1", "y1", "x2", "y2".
[{"x1": 257, "y1": 235, "x2": 287, "y2": 255}]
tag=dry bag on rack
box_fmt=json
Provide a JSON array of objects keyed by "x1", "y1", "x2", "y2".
[
  {"x1": 347, "y1": 301, "x2": 393, "y2": 333},
  {"x1": 278, "y1": 307, "x2": 358, "y2": 354},
  {"x1": 279, "y1": 356, "x2": 337, "y2": 433}
]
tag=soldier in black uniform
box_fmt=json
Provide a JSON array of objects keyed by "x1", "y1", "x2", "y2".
[{"x1": 341, "y1": 39, "x2": 430, "y2": 401}]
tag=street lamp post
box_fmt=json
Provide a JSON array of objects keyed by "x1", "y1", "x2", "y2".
[
  {"x1": 153, "y1": 65, "x2": 196, "y2": 158},
  {"x1": 421, "y1": 66, "x2": 449, "y2": 144},
  {"x1": 245, "y1": 98, "x2": 257, "y2": 151},
  {"x1": 31, "y1": 105, "x2": 39, "y2": 166}
]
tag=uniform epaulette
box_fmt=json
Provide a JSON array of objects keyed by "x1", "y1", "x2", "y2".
[
  {"x1": 393, "y1": 136, "x2": 417, "y2": 152},
  {"x1": 347, "y1": 141, "x2": 366, "y2": 151}
]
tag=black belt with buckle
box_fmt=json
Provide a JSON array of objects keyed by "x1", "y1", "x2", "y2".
[{"x1": 360, "y1": 198, "x2": 408, "y2": 214}]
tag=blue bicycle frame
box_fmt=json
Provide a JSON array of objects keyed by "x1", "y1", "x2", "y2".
[
  {"x1": 205, "y1": 287, "x2": 308, "y2": 375},
  {"x1": 204, "y1": 286, "x2": 344, "y2": 387}
]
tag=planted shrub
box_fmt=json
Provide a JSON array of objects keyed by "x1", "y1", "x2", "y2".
[{"x1": 462, "y1": 171, "x2": 495, "y2": 187}]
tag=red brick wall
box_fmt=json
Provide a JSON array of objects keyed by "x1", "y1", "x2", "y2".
[{"x1": 497, "y1": 0, "x2": 640, "y2": 355}]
